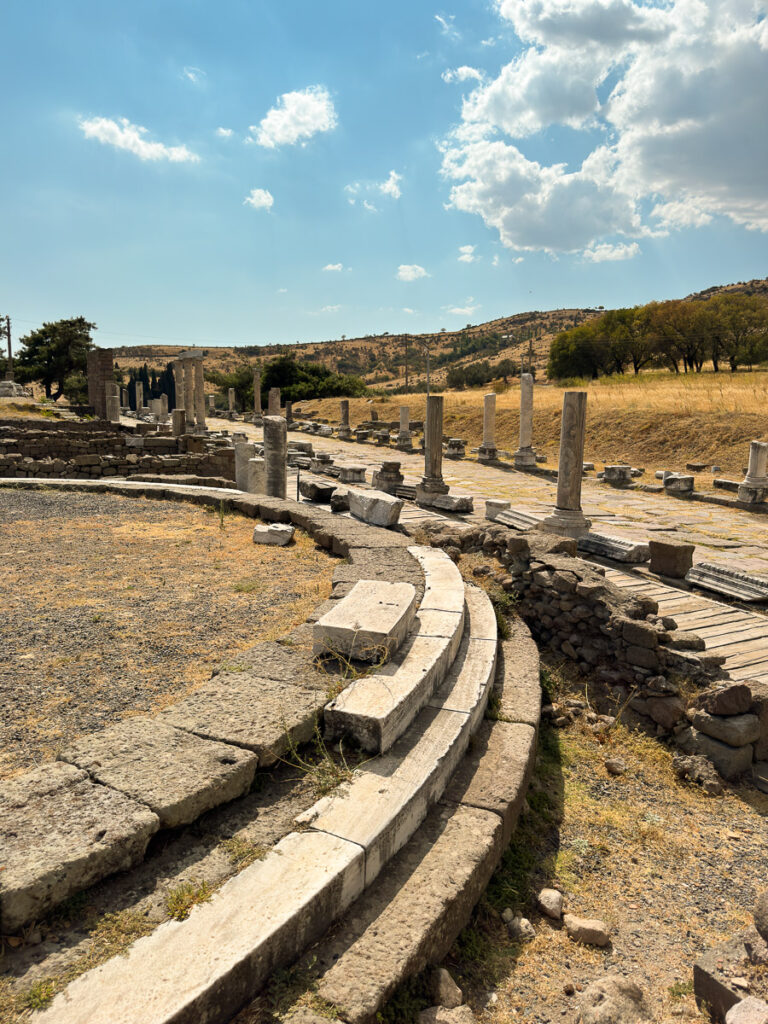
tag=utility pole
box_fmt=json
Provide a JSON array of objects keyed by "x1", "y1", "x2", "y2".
[{"x1": 3, "y1": 315, "x2": 12, "y2": 381}]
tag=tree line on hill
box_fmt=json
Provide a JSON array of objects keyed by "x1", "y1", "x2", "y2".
[{"x1": 547, "y1": 294, "x2": 768, "y2": 379}]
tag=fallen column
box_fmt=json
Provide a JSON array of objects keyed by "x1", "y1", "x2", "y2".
[
  {"x1": 513, "y1": 373, "x2": 536, "y2": 469},
  {"x1": 540, "y1": 391, "x2": 591, "y2": 539}
]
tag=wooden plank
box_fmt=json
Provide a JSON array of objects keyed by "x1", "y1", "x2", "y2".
[
  {"x1": 707, "y1": 636, "x2": 768, "y2": 656},
  {"x1": 727, "y1": 664, "x2": 768, "y2": 682},
  {"x1": 721, "y1": 649, "x2": 768, "y2": 670},
  {"x1": 675, "y1": 613, "x2": 756, "y2": 632},
  {"x1": 695, "y1": 620, "x2": 767, "y2": 641}
]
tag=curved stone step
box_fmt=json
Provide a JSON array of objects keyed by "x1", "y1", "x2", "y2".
[
  {"x1": 34, "y1": 585, "x2": 497, "y2": 1024},
  {"x1": 324, "y1": 546, "x2": 467, "y2": 752}
]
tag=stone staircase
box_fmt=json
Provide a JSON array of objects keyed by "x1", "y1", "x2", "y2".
[{"x1": 0, "y1": 479, "x2": 540, "y2": 1024}]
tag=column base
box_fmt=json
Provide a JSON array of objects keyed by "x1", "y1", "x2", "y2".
[
  {"x1": 737, "y1": 483, "x2": 768, "y2": 504},
  {"x1": 338, "y1": 428, "x2": 353, "y2": 440},
  {"x1": 477, "y1": 445, "x2": 498, "y2": 462},
  {"x1": 539, "y1": 508, "x2": 592, "y2": 539},
  {"x1": 415, "y1": 478, "x2": 449, "y2": 504},
  {"x1": 513, "y1": 447, "x2": 537, "y2": 469}
]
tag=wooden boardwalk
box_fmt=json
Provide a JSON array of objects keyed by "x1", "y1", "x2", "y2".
[{"x1": 603, "y1": 568, "x2": 768, "y2": 684}]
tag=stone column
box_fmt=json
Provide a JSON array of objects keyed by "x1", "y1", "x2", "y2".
[
  {"x1": 135, "y1": 380, "x2": 144, "y2": 414},
  {"x1": 173, "y1": 361, "x2": 185, "y2": 413},
  {"x1": 263, "y1": 415, "x2": 287, "y2": 498},
  {"x1": 396, "y1": 405, "x2": 412, "y2": 450},
  {"x1": 183, "y1": 358, "x2": 196, "y2": 428},
  {"x1": 541, "y1": 392, "x2": 591, "y2": 538},
  {"x1": 417, "y1": 395, "x2": 449, "y2": 500},
  {"x1": 478, "y1": 393, "x2": 497, "y2": 462},
  {"x1": 208, "y1": 394, "x2": 215, "y2": 414},
  {"x1": 160, "y1": 393, "x2": 168, "y2": 418},
  {"x1": 228, "y1": 388, "x2": 236, "y2": 414},
  {"x1": 252, "y1": 367, "x2": 262, "y2": 423},
  {"x1": 738, "y1": 440, "x2": 768, "y2": 503},
  {"x1": 193, "y1": 358, "x2": 206, "y2": 433},
  {"x1": 339, "y1": 399, "x2": 352, "y2": 440},
  {"x1": 268, "y1": 387, "x2": 281, "y2": 415},
  {"x1": 120, "y1": 388, "x2": 128, "y2": 408},
  {"x1": 285, "y1": 400, "x2": 293, "y2": 425},
  {"x1": 247, "y1": 457, "x2": 266, "y2": 494},
  {"x1": 171, "y1": 408, "x2": 186, "y2": 436},
  {"x1": 235, "y1": 442, "x2": 257, "y2": 490},
  {"x1": 514, "y1": 373, "x2": 536, "y2": 468},
  {"x1": 106, "y1": 395, "x2": 120, "y2": 423}
]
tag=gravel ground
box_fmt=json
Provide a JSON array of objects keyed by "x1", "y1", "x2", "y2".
[{"x1": 0, "y1": 488, "x2": 335, "y2": 779}]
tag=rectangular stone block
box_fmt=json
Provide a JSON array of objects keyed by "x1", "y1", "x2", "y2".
[
  {"x1": 0, "y1": 762, "x2": 159, "y2": 933},
  {"x1": 347, "y1": 487, "x2": 404, "y2": 527},
  {"x1": 313, "y1": 580, "x2": 419, "y2": 662},
  {"x1": 60, "y1": 719, "x2": 257, "y2": 829}
]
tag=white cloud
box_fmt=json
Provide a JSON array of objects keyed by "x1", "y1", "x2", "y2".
[
  {"x1": 379, "y1": 170, "x2": 403, "y2": 199},
  {"x1": 492, "y1": 254, "x2": 500, "y2": 266},
  {"x1": 397, "y1": 264, "x2": 429, "y2": 281},
  {"x1": 435, "y1": 13, "x2": 460, "y2": 39},
  {"x1": 582, "y1": 241, "x2": 640, "y2": 262},
  {"x1": 320, "y1": 304, "x2": 341, "y2": 313},
  {"x1": 216, "y1": 127, "x2": 233, "y2": 138},
  {"x1": 251, "y1": 85, "x2": 337, "y2": 149},
  {"x1": 442, "y1": 65, "x2": 484, "y2": 84},
  {"x1": 244, "y1": 188, "x2": 274, "y2": 210},
  {"x1": 277, "y1": 287, "x2": 288, "y2": 293},
  {"x1": 438, "y1": 0, "x2": 768, "y2": 252},
  {"x1": 458, "y1": 244, "x2": 477, "y2": 263},
  {"x1": 403, "y1": 307, "x2": 417, "y2": 314},
  {"x1": 446, "y1": 301, "x2": 479, "y2": 315},
  {"x1": 512, "y1": 256, "x2": 524, "y2": 263},
  {"x1": 363, "y1": 199, "x2": 378, "y2": 212},
  {"x1": 481, "y1": 37, "x2": 497, "y2": 46},
  {"x1": 78, "y1": 116, "x2": 200, "y2": 163},
  {"x1": 323, "y1": 262, "x2": 344, "y2": 271},
  {"x1": 182, "y1": 66, "x2": 206, "y2": 85}
]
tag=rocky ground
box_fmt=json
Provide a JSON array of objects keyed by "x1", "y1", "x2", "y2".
[{"x1": 0, "y1": 488, "x2": 335, "y2": 778}]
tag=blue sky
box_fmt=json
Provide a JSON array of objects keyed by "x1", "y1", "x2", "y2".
[{"x1": 2, "y1": 0, "x2": 767, "y2": 349}]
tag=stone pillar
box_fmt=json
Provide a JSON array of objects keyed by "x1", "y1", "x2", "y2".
[
  {"x1": 416, "y1": 395, "x2": 449, "y2": 500},
  {"x1": 194, "y1": 358, "x2": 206, "y2": 433},
  {"x1": 478, "y1": 393, "x2": 497, "y2": 462},
  {"x1": 541, "y1": 392, "x2": 591, "y2": 538},
  {"x1": 738, "y1": 441, "x2": 768, "y2": 503},
  {"x1": 173, "y1": 361, "x2": 185, "y2": 412},
  {"x1": 208, "y1": 394, "x2": 215, "y2": 414},
  {"x1": 263, "y1": 415, "x2": 287, "y2": 498},
  {"x1": 183, "y1": 358, "x2": 196, "y2": 428},
  {"x1": 235, "y1": 442, "x2": 257, "y2": 491},
  {"x1": 121, "y1": 388, "x2": 129, "y2": 408},
  {"x1": 339, "y1": 399, "x2": 352, "y2": 440},
  {"x1": 228, "y1": 388, "x2": 236, "y2": 414},
  {"x1": 135, "y1": 380, "x2": 144, "y2": 414},
  {"x1": 160, "y1": 393, "x2": 168, "y2": 418},
  {"x1": 268, "y1": 387, "x2": 281, "y2": 416},
  {"x1": 106, "y1": 395, "x2": 120, "y2": 423},
  {"x1": 514, "y1": 373, "x2": 536, "y2": 469},
  {"x1": 252, "y1": 367, "x2": 262, "y2": 423},
  {"x1": 247, "y1": 457, "x2": 266, "y2": 494},
  {"x1": 285, "y1": 400, "x2": 293, "y2": 425},
  {"x1": 171, "y1": 408, "x2": 186, "y2": 436},
  {"x1": 396, "y1": 405, "x2": 412, "y2": 450},
  {"x1": 86, "y1": 348, "x2": 114, "y2": 419}
]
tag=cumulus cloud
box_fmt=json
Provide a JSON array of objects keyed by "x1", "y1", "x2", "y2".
[
  {"x1": 445, "y1": 300, "x2": 479, "y2": 315},
  {"x1": 438, "y1": 0, "x2": 768, "y2": 254},
  {"x1": 251, "y1": 85, "x2": 337, "y2": 148},
  {"x1": 582, "y1": 241, "x2": 640, "y2": 262},
  {"x1": 458, "y1": 244, "x2": 477, "y2": 263},
  {"x1": 323, "y1": 262, "x2": 343, "y2": 271},
  {"x1": 379, "y1": 170, "x2": 403, "y2": 199},
  {"x1": 397, "y1": 264, "x2": 429, "y2": 281},
  {"x1": 244, "y1": 188, "x2": 274, "y2": 210},
  {"x1": 442, "y1": 65, "x2": 484, "y2": 84},
  {"x1": 78, "y1": 116, "x2": 200, "y2": 163},
  {"x1": 216, "y1": 127, "x2": 233, "y2": 138},
  {"x1": 346, "y1": 170, "x2": 403, "y2": 206}
]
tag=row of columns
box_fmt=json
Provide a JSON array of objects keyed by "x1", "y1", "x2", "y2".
[{"x1": 172, "y1": 356, "x2": 206, "y2": 433}]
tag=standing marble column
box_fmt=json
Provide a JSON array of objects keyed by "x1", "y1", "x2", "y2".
[
  {"x1": 339, "y1": 399, "x2": 352, "y2": 440},
  {"x1": 268, "y1": 387, "x2": 281, "y2": 416},
  {"x1": 228, "y1": 388, "x2": 236, "y2": 414},
  {"x1": 541, "y1": 392, "x2": 591, "y2": 538},
  {"x1": 193, "y1": 358, "x2": 206, "y2": 433},
  {"x1": 106, "y1": 395, "x2": 121, "y2": 423},
  {"x1": 252, "y1": 367, "x2": 262, "y2": 424},
  {"x1": 235, "y1": 442, "x2": 257, "y2": 490},
  {"x1": 135, "y1": 380, "x2": 144, "y2": 414},
  {"x1": 738, "y1": 440, "x2": 768, "y2": 503},
  {"x1": 478, "y1": 393, "x2": 497, "y2": 462},
  {"x1": 183, "y1": 358, "x2": 196, "y2": 428},
  {"x1": 160, "y1": 393, "x2": 168, "y2": 418},
  {"x1": 285, "y1": 400, "x2": 293, "y2": 425},
  {"x1": 171, "y1": 409, "x2": 186, "y2": 436},
  {"x1": 396, "y1": 405, "x2": 412, "y2": 451},
  {"x1": 263, "y1": 415, "x2": 287, "y2": 498},
  {"x1": 120, "y1": 388, "x2": 129, "y2": 408},
  {"x1": 514, "y1": 373, "x2": 537, "y2": 468},
  {"x1": 416, "y1": 395, "x2": 449, "y2": 502},
  {"x1": 173, "y1": 361, "x2": 185, "y2": 413}
]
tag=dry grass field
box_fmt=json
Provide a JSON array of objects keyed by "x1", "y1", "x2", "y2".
[{"x1": 299, "y1": 370, "x2": 768, "y2": 478}]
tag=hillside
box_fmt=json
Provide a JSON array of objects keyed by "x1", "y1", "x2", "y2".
[
  {"x1": 686, "y1": 276, "x2": 768, "y2": 301},
  {"x1": 111, "y1": 307, "x2": 599, "y2": 386}
]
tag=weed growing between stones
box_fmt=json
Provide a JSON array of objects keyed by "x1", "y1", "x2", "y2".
[
  {"x1": 221, "y1": 837, "x2": 268, "y2": 869},
  {"x1": 165, "y1": 880, "x2": 213, "y2": 921},
  {"x1": 283, "y1": 720, "x2": 356, "y2": 798}
]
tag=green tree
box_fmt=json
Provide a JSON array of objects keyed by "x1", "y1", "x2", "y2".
[{"x1": 15, "y1": 316, "x2": 96, "y2": 400}]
